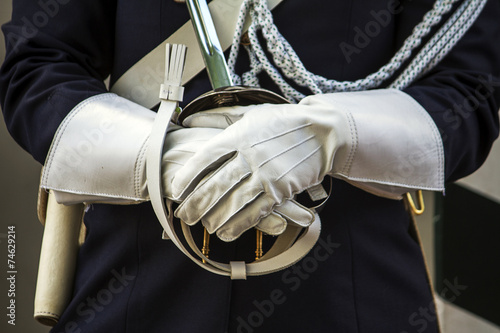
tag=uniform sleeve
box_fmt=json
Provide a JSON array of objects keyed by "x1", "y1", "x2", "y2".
[
  {"x1": 0, "y1": 0, "x2": 117, "y2": 163},
  {"x1": 400, "y1": 0, "x2": 500, "y2": 182}
]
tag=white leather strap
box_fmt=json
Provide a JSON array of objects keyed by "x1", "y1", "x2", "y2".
[
  {"x1": 110, "y1": 0, "x2": 284, "y2": 109},
  {"x1": 259, "y1": 224, "x2": 301, "y2": 261},
  {"x1": 230, "y1": 262, "x2": 247, "y2": 280}
]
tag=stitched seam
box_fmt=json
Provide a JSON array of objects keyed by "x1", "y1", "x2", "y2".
[
  {"x1": 341, "y1": 110, "x2": 358, "y2": 175},
  {"x1": 337, "y1": 91, "x2": 445, "y2": 189},
  {"x1": 334, "y1": 176, "x2": 444, "y2": 191},
  {"x1": 276, "y1": 146, "x2": 321, "y2": 181},
  {"x1": 34, "y1": 311, "x2": 59, "y2": 316},
  {"x1": 251, "y1": 123, "x2": 312, "y2": 147},
  {"x1": 134, "y1": 137, "x2": 150, "y2": 198},
  {"x1": 395, "y1": 90, "x2": 445, "y2": 187},
  {"x1": 41, "y1": 186, "x2": 145, "y2": 201},
  {"x1": 257, "y1": 134, "x2": 315, "y2": 168}
]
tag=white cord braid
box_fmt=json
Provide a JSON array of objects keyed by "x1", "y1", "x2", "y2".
[
  {"x1": 228, "y1": 0, "x2": 489, "y2": 102},
  {"x1": 390, "y1": 0, "x2": 488, "y2": 89}
]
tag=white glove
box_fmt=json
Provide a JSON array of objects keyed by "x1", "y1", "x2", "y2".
[
  {"x1": 172, "y1": 89, "x2": 445, "y2": 231},
  {"x1": 40, "y1": 93, "x2": 313, "y2": 239}
]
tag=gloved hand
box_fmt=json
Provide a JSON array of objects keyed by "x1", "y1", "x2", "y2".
[
  {"x1": 158, "y1": 122, "x2": 315, "y2": 238},
  {"x1": 172, "y1": 89, "x2": 445, "y2": 236},
  {"x1": 41, "y1": 93, "x2": 314, "y2": 238}
]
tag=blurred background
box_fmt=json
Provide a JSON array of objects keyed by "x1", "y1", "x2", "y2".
[
  {"x1": 0, "y1": 1, "x2": 499, "y2": 332},
  {"x1": 1, "y1": 2, "x2": 49, "y2": 332}
]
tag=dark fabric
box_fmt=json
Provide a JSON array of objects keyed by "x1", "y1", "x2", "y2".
[{"x1": 1, "y1": 0, "x2": 499, "y2": 332}]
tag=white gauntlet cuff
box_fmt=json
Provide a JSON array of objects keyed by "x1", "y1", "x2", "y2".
[
  {"x1": 41, "y1": 93, "x2": 155, "y2": 204},
  {"x1": 300, "y1": 89, "x2": 445, "y2": 199}
]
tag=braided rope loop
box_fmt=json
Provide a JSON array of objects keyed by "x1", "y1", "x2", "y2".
[{"x1": 228, "y1": 0, "x2": 488, "y2": 101}]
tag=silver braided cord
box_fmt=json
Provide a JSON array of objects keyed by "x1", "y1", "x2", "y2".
[
  {"x1": 228, "y1": 0, "x2": 489, "y2": 102},
  {"x1": 228, "y1": 0, "x2": 319, "y2": 101},
  {"x1": 390, "y1": 0, "x2": 488, "y2": 89}
]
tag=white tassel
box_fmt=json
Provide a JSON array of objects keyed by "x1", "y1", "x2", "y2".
[{"x1": 159, "y1": 44, "x2": 187, "y2": 102}]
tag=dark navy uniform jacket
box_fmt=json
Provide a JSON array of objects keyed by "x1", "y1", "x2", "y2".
[{"x1": 1, "y1": 0, "x2": 500, "y2": 332}]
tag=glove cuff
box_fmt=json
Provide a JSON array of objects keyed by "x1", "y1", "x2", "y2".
[
  {"x1": 301, "y1": 89, "x2": 445, "y2": 199},
  {"x1": 41, "y1": 93, "x2": 155, "y2": 204}
]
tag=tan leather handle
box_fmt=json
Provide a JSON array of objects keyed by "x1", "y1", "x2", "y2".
[{"x1": 34, "y1": 191, "x2": 84, "y2": 326}]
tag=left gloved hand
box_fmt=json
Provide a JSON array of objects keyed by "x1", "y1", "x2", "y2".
[{"x1": 172, "y1": 89, "x2": 445, "y2": 236}]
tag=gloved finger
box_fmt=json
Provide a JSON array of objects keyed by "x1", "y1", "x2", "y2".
[
  {"x1": 171, "y1": 148, "x2": 237, "y2": 201},
  {"x1": 202, "y1": 192, "x2": 275, "y2": 238},
  {"x1": 214, "y1": 199, "x2": 314, "y2": 241},
  {"x1": 199, "y1": 187, "x2": 270, "y2": 234},
  {"x1": 161, "y1": 128, "x2": 223, "y2": 199},
  {"x1": 213, "y1": 196, "x2": 282, "y2": 242},
  {"x1": 273, "y1": 200, "x2": 315, "y2": 228},
  {"x1": 216, "y1": 199, "x2": 314, "y2": 240},
  {"x1": 254, "y1": 200, "x2": 315, "y2": 237},
  {"x1": 183, "y1": 104, "x2": 261, "y2": 129},
  {"x1": 255, "y1": 212, "x2": 287, "y2": 236},
  {"x1": 216, "y1": 212, "x2": 286, "y2": 242},
  {"x1": 174, "y1": 153, "x2": 257, "y2": 226}
]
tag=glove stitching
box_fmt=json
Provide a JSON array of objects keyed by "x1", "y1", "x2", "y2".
[
  {"x1": 257, "y1": 134, "x2": 315, "y2": 168},
  {"x1": 400, "y1": 92, "x2": 445, "y2": 187},
  {"x1": 387, "y1": 90, "x2": 444, "y2": 189},
  {"x1": 134, "y1": 136, "x2": 150, "y2": 198},
  {"x1": 340, "y1": 110, "x2": 358, "y2": 175},
  {"x1": 40, "y1": 186, "x2": 146, "y2": 201},
  {"x1": 276, "y1": 145, "x2": 321, "y2": 181},
  {"x1": 250, "y1": 123, "x2": 312, "y2": 147}
]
